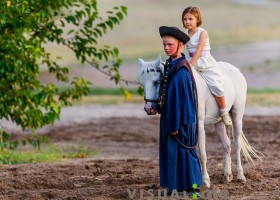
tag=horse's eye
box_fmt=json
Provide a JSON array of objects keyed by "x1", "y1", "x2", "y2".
[{"x1": 154, "y1": 80, "x2": 160, "y2": 85}]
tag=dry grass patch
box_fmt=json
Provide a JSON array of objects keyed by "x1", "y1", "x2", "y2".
[
  {"x1": 75, "y1": 93, "x2": 280, "y2": 107},
  {"x1": 246, "y1": 93, "x2": 280, "y2": 106}
]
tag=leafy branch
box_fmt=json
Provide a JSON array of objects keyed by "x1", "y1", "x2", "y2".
[{"x1": 0, "y1": 0, "x2": 132, "y2": 150}]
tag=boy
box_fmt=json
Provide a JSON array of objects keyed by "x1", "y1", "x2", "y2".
[{"x1": 158, "y1": 26, "x2": 203, "y2": 195}]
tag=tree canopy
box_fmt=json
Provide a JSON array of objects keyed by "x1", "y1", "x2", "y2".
[{"x1": 0, "y1": 0, "x2": 127, "y2": 133}]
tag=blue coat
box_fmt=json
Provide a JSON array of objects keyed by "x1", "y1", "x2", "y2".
[{"x1": 159, "y1": 55, "x2": 203, "y2": 191}]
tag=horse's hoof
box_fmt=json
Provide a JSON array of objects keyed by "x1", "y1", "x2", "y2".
[
  {"x1": 220, "y1": 174, "x2": 233, "y2": 183},
  {"x1": 229, "y1": 174, "x2": 233, "y2": 181},
  {"x1": 220, "y1": 176, "x2": 233, "y2": 183},
  {"x1": 237, "y1": 178, "x2": 247, "y2": 183},
  {"x1": 204, "y1": 180, "x2": 211, "y2": 188},
  {"x1": 237, "y1": 176, "x2": 247, "y2": 183}
]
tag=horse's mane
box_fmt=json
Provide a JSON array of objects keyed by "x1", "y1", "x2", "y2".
[{"x1": 137, "y1": 61, "x2": 155, "y2": 84}]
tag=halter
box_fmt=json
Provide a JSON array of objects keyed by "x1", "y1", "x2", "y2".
[{"x1": 144, "y1": 97, "x2": 159, "y2": 104}]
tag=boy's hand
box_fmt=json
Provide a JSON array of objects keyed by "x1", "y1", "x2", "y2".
[{"x1": 171, "y1": 130, "x2": 178, "y2": 136}]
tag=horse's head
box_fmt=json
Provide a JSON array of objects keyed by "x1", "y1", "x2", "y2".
[{"x1": 137, "y1": 55, "x2": 164, "y2": 115}]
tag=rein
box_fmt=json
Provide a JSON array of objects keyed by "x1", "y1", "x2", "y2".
[
  {"x1": 175, "y1": 135, "x2": 197, "y2": 149},
  {"x1": 164, "y1": 59, "x2": 199, "y2": 150}
]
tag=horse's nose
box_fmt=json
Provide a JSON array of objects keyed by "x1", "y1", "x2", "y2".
[
  {"x1": 144, "y1": 103, "x2": 152, "y2": 115},
  {"x1": 144, "y1": 102, "x2": 157, "y2": 115},
  {"x1": 144, "y1": 106, "x2": 150, "y2": 114}
]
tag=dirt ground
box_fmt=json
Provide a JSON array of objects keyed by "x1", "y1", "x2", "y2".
[
  {"x1": 0, "y1": 116, "x2": 279, "y2": 200},
  {"x1": 3, "y1": 38, "x2": 280, "y2": 198},
  {"x1": 4, "y1": 37, "x2": 280, "y2": 200}
]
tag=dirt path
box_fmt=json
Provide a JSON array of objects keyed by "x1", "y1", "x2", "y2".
[
  {"x1": 2, "y1": 104, "x2": 280, "y2": 134},
  {"x1": 0, "y1": 116, "x2": 279, "y2": 200}
]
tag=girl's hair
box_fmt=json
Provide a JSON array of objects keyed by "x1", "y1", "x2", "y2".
[{"x1": 182, "y1": 6, "x2": 202, "y2": 27}]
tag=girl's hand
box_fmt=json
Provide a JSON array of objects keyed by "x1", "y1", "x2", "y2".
[
  {"x1": 171, "y1": 130, "x2": 178, "y2": 136},
  {"x1": 189, "y1": 62, "x2": 193, "y2": 67}
]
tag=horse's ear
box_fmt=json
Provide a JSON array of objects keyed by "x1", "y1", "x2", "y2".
[
  {"x1": 159, "y1": 63, "x2": 164, "y2": 74},
  {"x1": 155, "y1": 55, "x2": 161, "y2": 67},
  {"x1": 138, "y1": 58, "x2": 145, "y2": 67}
]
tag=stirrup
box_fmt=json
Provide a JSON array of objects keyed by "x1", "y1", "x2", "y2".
[{"x1": 221, "y1": 113, "x2": 232, "y2": 126}]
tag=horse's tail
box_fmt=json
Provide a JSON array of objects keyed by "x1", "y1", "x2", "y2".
[
  {"x1": 239, "y1": 131, "x2": 263, "y2": 165},
  {"x1": 226, "y1": 126, "x2": 263, "y2": 165}
]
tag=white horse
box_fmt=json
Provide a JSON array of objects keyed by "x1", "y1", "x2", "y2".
[{"x1": 137, "y1": 55, "x2": 262, "y2": 188}]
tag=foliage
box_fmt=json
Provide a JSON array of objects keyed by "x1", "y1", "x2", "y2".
[
  {"x1": 0, "y1": 127, "x2": 48, "y2": 151},
  {"x1": 0, "y1": 0, "x2": 127, "y2": 135}
]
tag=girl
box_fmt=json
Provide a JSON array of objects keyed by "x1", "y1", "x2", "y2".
[{"x1": 182, "y1": 6, "x2": 232, "y2": 126}]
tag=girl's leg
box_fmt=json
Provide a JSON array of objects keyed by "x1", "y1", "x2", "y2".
[
  {"x1": 214, "y1": 96, "x2": 232, "y2": 126},
  {"x1": 194, "y1": 66, "x2": 231, "y2": 125}
]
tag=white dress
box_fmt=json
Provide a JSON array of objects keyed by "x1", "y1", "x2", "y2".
[{"x1": 186, "y1": 27, "x2": 224, "y2": 97}]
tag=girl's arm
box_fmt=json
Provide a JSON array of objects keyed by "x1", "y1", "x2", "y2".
[{"x1": 189, "y1": 30, "x2": 208, "y2": 67}]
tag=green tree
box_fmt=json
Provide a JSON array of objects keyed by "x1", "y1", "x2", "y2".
[{"x1": 0, "y1": 0, "x2": 127, "y2": 132}]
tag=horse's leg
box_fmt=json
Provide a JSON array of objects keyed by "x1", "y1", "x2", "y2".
[
  {"x1": 197, "y1": 119, "x2": 210, "y2": 188},
  {"x1": 231, "y1": 112, "x2": 247, "y2": 182},
  {"x1": 214, "y1": 121, "x2": 233, "y2": 182}
]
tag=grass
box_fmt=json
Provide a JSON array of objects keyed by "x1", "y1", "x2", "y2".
[
  {"x1": 242, "y1": 58, "x2": 280, "y2": 72},
  {"x1": 246, "y1": 93, "x2": 280, "y2": 107},
  {"x1": 246, "y1": 88, "x2": 280, "y2": 106},
  {"x1": 82, "y1": 87, "x2": 280, "y2": 96},
  {"x1": 58, "y1": 87, "x2": 143, "y2": 104},
  {"x1": 86, "y1": 87, "x2": 140, "y2": 96},
  {"x1": 247, "y1": 88, "x2": 280, "y2": 94},
  {"x1": 0, "y1": 144, "x2": 96, "y2": 165},
  {"x1": 72, "y1": 87, "x2": 280, "y2": 106},
  {"x1": 75, "y1": 95, "x2": 143, "y2": 105},
  {"x1": 77, "y1": 93, "x2": 280, "y2": 106}
]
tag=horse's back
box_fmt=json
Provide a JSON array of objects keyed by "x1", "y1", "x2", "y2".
[{"x1": 192, "y1": 61, "x2": 247, "y2": 124}]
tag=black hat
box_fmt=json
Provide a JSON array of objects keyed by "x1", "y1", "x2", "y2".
[{"x1": 159, "y1": 26, "x2": 190, "y2": 44}]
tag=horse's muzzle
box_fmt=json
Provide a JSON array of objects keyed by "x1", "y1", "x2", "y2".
[{"x1": 144, "y1": 102, "x2": 158, "y2": 115}]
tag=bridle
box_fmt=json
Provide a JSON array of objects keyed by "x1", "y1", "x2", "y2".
[{"x1": 144, "y1": 97, "x2": 159, "y2": 104}]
